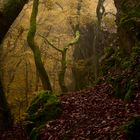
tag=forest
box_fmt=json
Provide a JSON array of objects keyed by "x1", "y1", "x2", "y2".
[{"x1": 0, "y1": 0, "x2": 140, "y2": 139}]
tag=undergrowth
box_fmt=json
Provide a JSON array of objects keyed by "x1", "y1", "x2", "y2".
[
  {"x1": 100, "y1": 45, "x2": 140, "y2": 101},
  {"x1": 23, "y1": 91, "x2": 61, "y2": 140}
]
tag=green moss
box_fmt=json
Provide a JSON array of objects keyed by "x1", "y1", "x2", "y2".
[
  {"x1": 122, "y1": 115, "x2": 140, "y2": 140},
  {"x1": 99, "y1": 44, "x2": 140, "y2": 101},
  {"x1": 108, "y1": 76, "x2": 124, "y2": 99},
  {"x1": 120, "y1": 3, "x2": 140, "y2": 41},
  {"x1": 30, "y1": 124, "x2": 45, "y2": 140},
  {"x1": 23, "y1": 91, "x2": 61, "y2": 139},
  {"x1": 100, "y1": 47, "x2": 121, "y2": 76}
]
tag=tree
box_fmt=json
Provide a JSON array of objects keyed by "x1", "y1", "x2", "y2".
[
  {"x1": 27, "y1": 0, "x2": 52, "y2": 91},
  {"x1": 96, "y1": 0, "x2": 105, "y2": 28},
  {"x1": 113, "y1": 0, "x2": 140, "y2": 54},
  {"x1": 69, "y1": 0, "x2": 95, "y2": 89},
  {"x1": 0, "y1": 0, "x2": 28, "y2": 131},
  {"x1": 0, "y1": 0, "x2": 28, "y2": 44},
  {"x1": 93, "y1": 0, "x2": 105, "y2": 81},
  {"x1": 41, "y1": 31, "x2": 80, "y2": 93}
]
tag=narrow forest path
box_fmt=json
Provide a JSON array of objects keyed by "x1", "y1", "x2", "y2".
[{"x1": 1, "y1": 83, "x2": 140, "y2": 140}]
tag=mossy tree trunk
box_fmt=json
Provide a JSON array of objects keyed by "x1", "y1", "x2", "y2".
[
  {"x1": 42, "y1": 31, "x2": 80, "y2": 93},
  {"x1": 27, "y1": 0, "x2": 52, "y2": 91},
  {"x1": 0, "y1": 0, "x2": 28, "y2": 131},
  {"x1": 113, "y1": 0, "x2": 140, "y2": 54},
  {"x1": 58, "y1": 49, "x2": 68, "y2": 93},
  {"x1": 93, "y1": 0, "x2": 105, "y2": 81}
]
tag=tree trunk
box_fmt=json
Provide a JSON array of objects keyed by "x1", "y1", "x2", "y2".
[
  {"x1": 0, "y1": 0, "x2": 28, "y2": 44},
  {"x1": 27, "y1": 0, "x2": 52, "y2": 91},
  {"x1": 96, "y1": 0, "x2": 105, "y2": 28},
  {"x1": 58, "y1": 49, "x2": 68, "y2": 93},
  {"x1": 113, "y1": 0, "x2": 140, "y2": 54},
  {"x1": 93, "y1": 24, "x2": 99, "y2": 81},
  {"x1": 0, "y1": 79, "x2": 12, "y2": 131},
  {"x1": 35, "y1": 69, "x2": 39, "y2": 91},
  {"x1": 93, "y1": 0, "x2": 105, "y2": 81},
  {"x1": 25, "y1": 61, "x2": 29, "y2": 107},
  {"x1": 0, "y1": 0, "x2": 28, "y2": 131}
]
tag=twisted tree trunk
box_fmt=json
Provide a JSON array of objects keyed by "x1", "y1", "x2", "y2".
[{"x1": 27, "y1": 0, "x2": 52, "y2": 91}]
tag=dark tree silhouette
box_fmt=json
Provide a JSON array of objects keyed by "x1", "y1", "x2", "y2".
[{"x1": 0, "y1": 0, "x2": 28, "y2": 131}]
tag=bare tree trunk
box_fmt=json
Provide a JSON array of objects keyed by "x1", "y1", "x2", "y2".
[
  {"x1": 27, "y1": 0, "x2": 52, "y2": 91},
  {"x1": 96, "y1": 0, "x2": 105, "y2": 28},
  {"x1": 25, "y1": 61, "x2": 29, "y2": 107}
]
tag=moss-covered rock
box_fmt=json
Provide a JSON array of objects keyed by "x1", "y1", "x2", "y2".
[
  {"x1": 23, "y1": 91, "x2": 61, "y2": 140},
  {"x1": 99, "y1": 45, "x2": 140, "y2": 101}
]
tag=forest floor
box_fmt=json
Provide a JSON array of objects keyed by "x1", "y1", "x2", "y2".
[{"x1": 1, "y1": 83, "x2": 140, "y2": 140}]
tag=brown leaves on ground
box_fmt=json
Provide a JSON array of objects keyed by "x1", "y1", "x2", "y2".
[
  {"x1": 0, "y1": 122, "x2": 29, "y2": 140},
  {"x1": 40, "y1": 83, "x2": 140, "y2": 140},
  {"x1": 1, "y1": 83, "x2": 140, "y2": 140}
]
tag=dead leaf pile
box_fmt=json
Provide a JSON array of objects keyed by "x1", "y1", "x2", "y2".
[
  {"x1": 1, "y1": 83, "x2": 140, "y2": 140},
  {"x1": 0, "y1": 122, "x2": 29, "y2": 140},
  {"x1": 40, "y1": 83, "x2": 140, "y2": 140}
]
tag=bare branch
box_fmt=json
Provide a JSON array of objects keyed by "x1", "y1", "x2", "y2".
[
  {"x1": 39, "y1": 34, "x2": 62, "y2": 52},
  {"x1": 55, "y1": 2, "x2": 63, "y2": 10}
]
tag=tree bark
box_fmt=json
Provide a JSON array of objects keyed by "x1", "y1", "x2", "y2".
[
  {"x1": 0, "y1": 78, "x2": 12, "y2": 131},
  {"x1": 0, "y1": 0, "x2": 28, "y2": 131},
  {"x1": 27, "y1": 0, "x2": 52, "y2": 91},
  {"x1": 42, "y1": 31, "x2": 80, "y2": 93},
  {"x1": 35, "y1": 69, "x2": 39, "y2": 91},
  {"x1": 0, "y1": 0, "x2": 28, "y2": 44},
  {"x1": 96, "y1": 0, "x2": 105, "y2": 28},
  {"x1": 93, "y1": 23, "x2": 99, "y2": 81},
  {"x1": 58, "y1": 49, "x2": 68, "y2": 93},
  {"x1": 113, "y1": 0, "x2": 140, "y2": 54}
]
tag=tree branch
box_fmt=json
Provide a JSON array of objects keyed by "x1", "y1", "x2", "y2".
[
  {"x1": 66, "y1": 31, "x2": 80, "y2": 49},
  {"x1": 39, "y1": 34, "x2": 62, "y2": 52},
  {"x1": 55, "y1": 2, "x2": 63, "y2": 10},
  {"x1": 104, "y1": 12, "x2": 116, "y2": 17}
]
